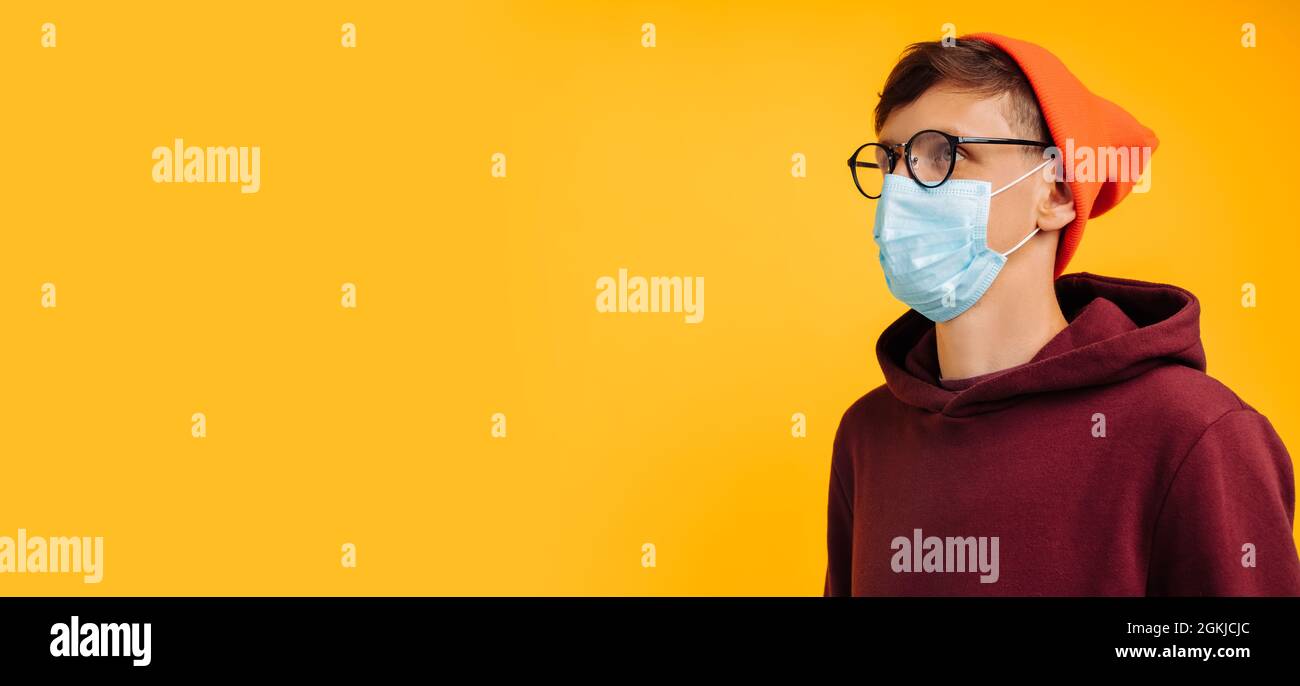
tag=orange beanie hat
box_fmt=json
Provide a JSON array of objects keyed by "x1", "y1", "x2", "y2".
[{"x1": 963, "y1": 33, "x2": 1159, "y2": 278}]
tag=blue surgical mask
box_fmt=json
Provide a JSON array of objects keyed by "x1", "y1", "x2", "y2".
[{"x1": 872, "y1": 158, "x2": 1054, "y2": 322}]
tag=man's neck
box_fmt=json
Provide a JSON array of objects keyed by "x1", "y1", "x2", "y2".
[{"x1": 934, "y1": 259, "x2": 1068, "y2": 381}]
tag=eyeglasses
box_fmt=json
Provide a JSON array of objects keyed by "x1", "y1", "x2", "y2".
[{"x1": 848, "y1": 129, "x2": 1054, "y2": 199}]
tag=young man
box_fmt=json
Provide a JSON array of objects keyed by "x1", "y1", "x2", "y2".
[{"x1": 826, "y1": 33, "x2": 1300, "y2": 595}]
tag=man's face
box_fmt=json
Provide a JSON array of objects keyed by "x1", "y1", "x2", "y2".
[{"x1": 876, "y1": 85, "x2": 1051, "y2": 255}]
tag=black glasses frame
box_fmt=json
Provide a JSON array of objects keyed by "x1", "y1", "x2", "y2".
[{"x1": 847, "y1": 129, "x2": 1054, "y2": 199}]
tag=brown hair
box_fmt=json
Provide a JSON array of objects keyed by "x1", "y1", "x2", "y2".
[{"x1": 874, "y1": 38, "x2": 1051, "y2": 148}]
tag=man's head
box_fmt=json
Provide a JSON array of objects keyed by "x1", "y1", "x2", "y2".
[
  {"x1": 864, "y1": 33, "x2": 1159, "y2": 289},
  {"x1": 873, "y1": 39, "x2": 1076, "y2": 275}
]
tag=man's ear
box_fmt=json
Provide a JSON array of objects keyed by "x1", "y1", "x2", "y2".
[{"x1": 1036, "y1": 180, "x2": 1075, "y2": 233}]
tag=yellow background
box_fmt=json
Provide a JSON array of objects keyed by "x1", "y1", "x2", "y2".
[{"x1": 1, "y1": 1, "x2": 1296, "y2": 595}]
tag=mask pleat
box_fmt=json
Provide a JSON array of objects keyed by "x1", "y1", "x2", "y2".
[{"x1": 871, "y1": 172, "x2": 1019, "y2": 322}]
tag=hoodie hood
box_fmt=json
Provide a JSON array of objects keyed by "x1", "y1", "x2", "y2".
[{"x1": 876, "y1": 272, "x2": 1206, "y2": 417}]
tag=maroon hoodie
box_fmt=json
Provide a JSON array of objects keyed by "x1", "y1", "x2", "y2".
[{"x1": 824, "y1": 273, "x2": 1300, "y2": 596}]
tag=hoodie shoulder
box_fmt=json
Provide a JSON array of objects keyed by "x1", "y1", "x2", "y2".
[
  {"x1": 837, "y1": 383, "x2": 903, "y2": 431},
  {"x1": 1146, "y1": 402, "x2": 1300, "y2": 595},
  {"x1": 1132, "y1": 363, "x2": 1251, "y2": 427},
  {"x1": 831, "y1": 383, "x2": 913, "y2": 465}
]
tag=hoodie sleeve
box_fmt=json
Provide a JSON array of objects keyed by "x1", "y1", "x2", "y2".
[
  {"x1": 1147, "y1": 409, "x2": 1300, "y2": 596},
  {"x1": 823, "y1": 406, "x2": 856, "y2": 597}
]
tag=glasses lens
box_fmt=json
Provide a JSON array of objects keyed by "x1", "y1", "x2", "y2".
[
  {"x1": 908, "y1": 131, "x2": 955, "y2": 186},
  {"x1": 852, "y1": 143, "x2": 889, "y2": 198}
]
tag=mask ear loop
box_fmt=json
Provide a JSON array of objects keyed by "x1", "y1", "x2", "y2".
[
  {"x1": 991, "y1": 157, "x2": 1057, "y2": 258},
  {"x1": 990, "y1": 157, "x2": 1056, "y2": 197},
  {"x1": 999, "y1": 226, "x2": 1040, "y2": 258}
]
